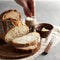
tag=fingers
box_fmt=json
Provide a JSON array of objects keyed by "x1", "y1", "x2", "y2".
[
  {"x1": 24, "y1": 0, "x2": 34, "y2": 17},
  {"x1": 27, "y1": 0, "x2": 34, "y2": 16},
  {"x1": 15, "y1": 0, "x2": 34, "y2": 17},
  {"x1": 23, "y1": 7, "x2": 32, "y2": 17}
]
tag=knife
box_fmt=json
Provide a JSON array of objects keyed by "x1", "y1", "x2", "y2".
[{"x1": 41, "y1": 36, "x2": 55, "y2": 55}]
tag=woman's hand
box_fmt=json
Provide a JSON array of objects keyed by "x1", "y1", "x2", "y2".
[{"x1": 15, "y1": 0, "x2": 34, "y2": 17}]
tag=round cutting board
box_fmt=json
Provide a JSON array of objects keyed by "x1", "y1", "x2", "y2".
[{"x1": 0, "y1": 40, "x2": 40, "y2": 59}]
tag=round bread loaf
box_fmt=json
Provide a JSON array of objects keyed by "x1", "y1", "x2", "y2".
[
  {"x1": 0, "y1": 10, "x2": 23, "y2": 42},
  {"x1": 0, "y1": 9, "x2": 21, "y2": 21}
]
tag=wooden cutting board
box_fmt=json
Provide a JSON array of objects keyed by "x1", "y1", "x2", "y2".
[{"x1": 0, "y1": 40, "x2": 40, "y2": 59}]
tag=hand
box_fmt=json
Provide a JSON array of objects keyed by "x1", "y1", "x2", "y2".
[{"x1": 15, "y1": 0, "x2": 34, "y2": 17}]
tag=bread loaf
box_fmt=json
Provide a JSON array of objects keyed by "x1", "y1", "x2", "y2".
[
  {"x1": 0, "y1": 9, "x2": 21, "y2": 21},
  {"x1": 0, "y1": 9, "x2": 22, "y2": 26},
  {"x1": 0, "y1": 9, "x2": 22, "y2": 33},
  {"x1": 0, "y1": 9, "x2": 23, "y2": 42}
]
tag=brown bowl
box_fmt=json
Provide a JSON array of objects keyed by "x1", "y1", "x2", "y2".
[{"x1": 35, "y1": 23, "x2": 53, "y2": 38}]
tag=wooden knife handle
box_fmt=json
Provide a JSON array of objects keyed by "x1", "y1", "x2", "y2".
[{"x1": 44, "y1": 42, "x2": 53, "y2": 53}]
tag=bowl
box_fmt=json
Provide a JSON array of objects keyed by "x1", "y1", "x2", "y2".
[{"x1": 35, "y1": 23, "x2": 53, "y2": 38}]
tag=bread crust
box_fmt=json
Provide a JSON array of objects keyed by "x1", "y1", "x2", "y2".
[{"x1": 0, "y1": 20, "x2": 5, "y2": 40}]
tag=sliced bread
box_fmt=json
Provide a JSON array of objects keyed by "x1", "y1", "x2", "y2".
[
  {"x1": 17, "y1": 43, "x2": 40, "y2": 53},
  {"x1": 14, "y1": 44, "x2": 37, "y2": 50},
  {"x1": 5, "y1": 25, "x2": 29, "y2": 43},
  {"x1": 11, "y1": 32, "x2": 40, "y2": 49}
]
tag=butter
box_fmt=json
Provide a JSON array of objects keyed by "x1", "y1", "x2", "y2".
[{"x1": 42, "y1": 28, "x2": 49, "y2": 31}]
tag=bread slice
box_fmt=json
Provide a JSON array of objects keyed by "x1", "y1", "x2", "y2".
[
  {"x1": 5, "y1": 25, "x2": 29, "y2": 43},
  {"x1": 11, "y1": 32, "x2": 40, "y2": 49},
  {"x1": 16, "y1": 42, "x2": 40, "y2": 53},
  {"x1": 15, "y1": 44, "x2": 37, "y2": 50},
  {"x1": 16, "y1": 45, "x2": 38, "y2": 53},
  {"x1": 12, "y1": 40, "x2": 37, "y2": 48}
]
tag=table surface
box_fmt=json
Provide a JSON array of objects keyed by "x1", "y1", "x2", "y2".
[{"x1": 0, "y1": 1, "x2": 60, "y2": 60}]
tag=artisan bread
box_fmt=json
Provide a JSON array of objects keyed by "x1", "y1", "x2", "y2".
[
  {"x1": 0, "y1": 9, "x2": 21, "y2": 21},
  {"x1": 0, "y1": 19, "x2": 21, "y2": 40},
  {"x1": 5, "y1": 25, "x2": 29, "y2": 43},
  {"x1": 0, "y1": 9, "x2": 23, "y2": 41},
  {"x1": 0, "y1": 9, "x2": 22, "y2": 33},
  {"x1": 11, "y1": 32, "x2": 40, "y2": 49}
]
